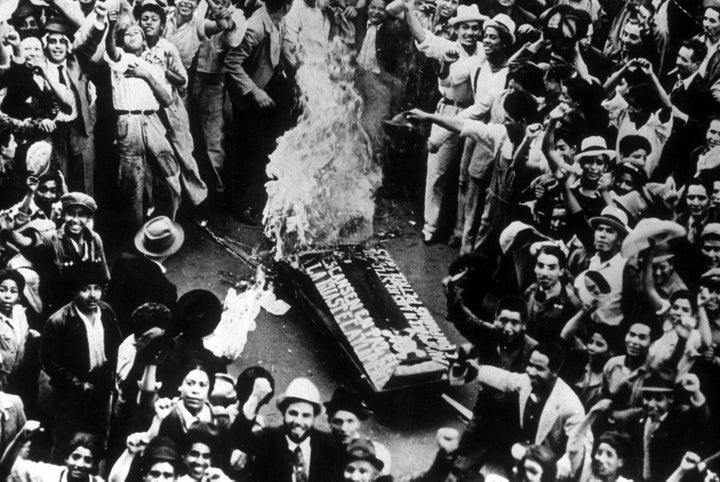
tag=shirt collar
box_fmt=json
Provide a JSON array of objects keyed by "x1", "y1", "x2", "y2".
[
  {"x1": 149, "y1": 257, "x2": 167, "y2": 274},
  {"x1": 286, "y1": 435, "x2": 311, "y2": 452},
  {"x1": 178, "y1": 400, "x2": 212, "y2": 428}
]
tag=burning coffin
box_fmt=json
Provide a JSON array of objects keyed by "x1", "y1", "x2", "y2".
[{"x1": 282, "y1": 245, "x2": 455, "y2": 392}]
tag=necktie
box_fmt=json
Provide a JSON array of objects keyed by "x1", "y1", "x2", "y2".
[
  {"x1": 292, "y1": 446, "x2": 307, "y2": 482},
  {"x1": 57, "y1": 65, "x2": 67, "y2": 87},
  {"x1": 642, "y1": 418, "x2": 659, "y2": 480}
]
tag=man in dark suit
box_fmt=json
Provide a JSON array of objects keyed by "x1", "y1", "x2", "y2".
[
  {"x1": 657, "y1": 37, "x2": 716, "y2": 181},
  {"x1": 231, "y1": 377, "x2": 337, "y2": 482},
  {"x1": 621, "y1": 368, "x2": 709, "y2": 482},
  {"x1": 43, "y1": 17, "x2": 101, "y2": 195},
  {"x1": 106, "y1": 216, "x2": 182, "y2": 337},
  {"x1": 40, "y1": 261, "x2": 121, "y2": 461},
  {"x1": 224, "y1": 0, "x2": 297, "y2": 222}
]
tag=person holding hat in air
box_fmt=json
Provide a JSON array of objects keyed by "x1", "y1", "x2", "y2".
[
  {"x1": 325, "y1": 387, "x2": 391, "y2": 477},
  {"x1": 107, "y1": 216, "x2": 183, "y2": 337},
  {"x1": 408, "y1": 89, "x2": 540, "y2": 254},
  {"x1": 40, "y1": 261, "x2": 121, "y2": 460},
  {"x1": 1, "y1": 191, "x2": 108, "y2": 316},
  {"x1": 402, "y1": 0, "x2": 486, "y2": 245},
  {"x1": 156, "y1": 289, "x2": 226, "y2": 399},
  {"x1": 231, "y1": 376, "x2": 336, "y2": 482},
  {"x1": 602, "y1": 57, "x2": 673, "y2": 178}
]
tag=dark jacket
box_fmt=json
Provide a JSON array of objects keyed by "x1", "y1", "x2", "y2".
[
  {"x1": 40, "y1": 300, "x2": 122, "y2": 393},
  {"x1": 106, "y1": 253, "x2": 177, "y2": 337},
  {"x1": 623, "y1": 403, "x2": 709, "y2": 481},
  {"x1": 375, "y1": 19, "x2": 411, "y2": 76},
  {"x1": 231, "y1": 417, "x2": 337, "y2": 482}
]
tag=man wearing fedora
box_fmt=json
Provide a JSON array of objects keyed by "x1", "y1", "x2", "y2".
[
  {"x1": 619, "y1": 369, "x2": 709, "y2": 481},
  {"x1": 231, "y1": 377, "x2": 336, "y2": 482},
  {"x1": 567, "y1": 201, "x2": 637, "y2": 328},
  {"x1": 402, "y1": 0, "x2": 485, "y2": 245},
  {"x1": 40, "y1": 261, "x2": 121, "y2": 460},
  {"x1": 107, "y1": 216, "x2": 183, "y2": 337},
  {"x1": 325, "y1": 388, "x2": 391, "y2": 477}
]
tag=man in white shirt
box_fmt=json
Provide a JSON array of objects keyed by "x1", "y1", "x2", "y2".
[{"x1": 40, "y1": 262, "x2": 121, "y2": 461}]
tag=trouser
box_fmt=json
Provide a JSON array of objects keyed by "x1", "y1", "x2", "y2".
[
  {"x1": 51, "y1": 386, "x2": 112, "y2": 462},
  {"x1": 162, "y1": 91, "x2": 207, "y2": 206},
  {"x1": 423, "y1": 102, "x2": 464, "y2": 238},
  {"x1": 116, "y1": 113, "x2": 181, "y2": 229},
  {"x1": 189, "y1": 72, "x2": 229, "y2": 193},
  {"x1": 52, "y1": 120, "x2": 94, "y2": 195}
]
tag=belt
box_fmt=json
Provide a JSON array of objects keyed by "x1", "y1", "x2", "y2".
[
  {"x1": 116, "y1": 110, "x2": 157, "y2": 115},
  {"x1": 441, "y1": 97, "x2": 472, "y2": 108}
]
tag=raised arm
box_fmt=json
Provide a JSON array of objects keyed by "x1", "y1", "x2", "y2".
[
  {"x1": 402, "y1": 0, "x2": 426, "y2": 43},
  {"x1": 0, "y1": 421, "x2": 41, "y2": 479},
  {"x1": 105, "y1": 10, "x2": 121, "y2": 62},
  {"x1": 406, "y1": 108, "x2": 465, "y2": 134}
]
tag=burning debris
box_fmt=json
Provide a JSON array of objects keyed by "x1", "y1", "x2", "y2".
[{"x1": 263, "y1": 41, "x2": 382, "y2": 259}]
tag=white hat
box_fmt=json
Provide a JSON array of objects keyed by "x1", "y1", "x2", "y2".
[
  {"x1": 589, "y1": 206, "x2": 630, "y2": 236},
  {"x1": 575, "y1": 136, "x2": 616, "y2": 162},
  {"x1": 484, "y1": 13, "x2": 516, "y2": 45},
  {"x1": 449, "y1": 5, "x2": 486, "y2": 26},
  {"x1": 277, "y1": 378, "x2": 322, "y2": 415}
]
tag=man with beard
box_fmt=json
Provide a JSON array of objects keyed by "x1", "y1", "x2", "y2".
[
  {"x1": 444, "y1": 296, "x2": 537, "y2": 477},
  {"x1": 40, "y1": 262, "x2": 121, "y2": 461},
  {"x1": 678, "y1": 178, "x2": 712, "y2": 247},
  {"x1": 524, "y1": 244, "x2": 581, "y2": 342},
  {"x1": 324, "y1": 388, "x2": 391, "y2": 477},
  {"x1": 2, "y1": 422, "x2": 104, "y2": 482},
  {"x1": 231, "y1": 377, "x2": 335, "y2": 482},
  {"x1": 461, "y1": 343, "x2": 585, "y2": 473}
]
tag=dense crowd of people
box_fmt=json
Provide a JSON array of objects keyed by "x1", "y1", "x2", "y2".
[{"x1": 0, "y1": 0, "x2": 719, "y2": 479}]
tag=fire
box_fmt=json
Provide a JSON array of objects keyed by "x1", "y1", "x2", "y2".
[{"x1": 263, "y1": 41, "x2": 382, "y2": 259}]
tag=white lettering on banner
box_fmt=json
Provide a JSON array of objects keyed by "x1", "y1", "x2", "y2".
[{"x1": 304, "y1": 256, "x2": 397, "y2": 389}]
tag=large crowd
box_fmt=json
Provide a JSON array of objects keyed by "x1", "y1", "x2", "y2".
[{"x1": 0, "y1": 0, "x2": 717, "y2": 480}]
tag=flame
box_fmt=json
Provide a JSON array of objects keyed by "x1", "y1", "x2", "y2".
[{"x1": 263, "y1": 41, "x2": 382, "y2": 259}]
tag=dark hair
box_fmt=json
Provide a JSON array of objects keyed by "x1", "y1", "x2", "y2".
[
  {"x1": 265, "y1": 0, "x2": 293, "y2": 11},
  {"x1": 669, "y1": 289, "x2": 697, "y2": 314},
  {"x1": 182, "y1": 427, "x2": 219, "y2": 465},
  {"x1": 235, "y1": 366, "x2": 275, "y2": 407},
  {"x1": 0, "y1": 269, "x2": 25, "y2": 297},
  {"x1": 593, "y1": 431, "x2": 634, "y2": 471},
  {"x1": 0, "y1": 129, "x2": 13, "y2": 150},
  {"x1": 140, "y1": 436, "x2": 180, "y2": 476},
  {"x1": 509, "y1": 63, "x2": 546, "y2": 97},
  {"x1": 555, "y1": 127, "x2": 579, "y2": 150},
  {"x1": 503, "y1": 90, "x2": 539, "y2": 124},
  {"x1": 535, "y1": 244, "x2": 567, "y2": 268},
  {"x1": 682, "y1": 37, "x2": 708, "y2": 63},
  {"x1": 67, "y1": 432, "x2": 102, "y2": 462},
  {"x1": 37, "y1": 170, "x2": 62, "y2": 187},
  {"x1": 618, "y1": 135, "x2": 651, "y2": 157},
  {"x1": 518, "y1": 445, "x2": 556, "y2": 482},
  {"x1": 181, "y1": 363, "x2": 215, "y2": 395},
  {"x1": 532, "y1": 342, "x2": 565, "y2": 373},
  {"x1": 494, "y1": 296, "x2": 527, "y2": 324}
]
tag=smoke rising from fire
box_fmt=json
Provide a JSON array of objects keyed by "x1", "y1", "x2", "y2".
[{"x1": 263, "y1": 41, "x2": 382, "y2": 259}]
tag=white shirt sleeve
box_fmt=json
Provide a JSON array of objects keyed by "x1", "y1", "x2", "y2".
[{"x1": 415, "y1": 30, "x2": 456, "y2": 61}]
